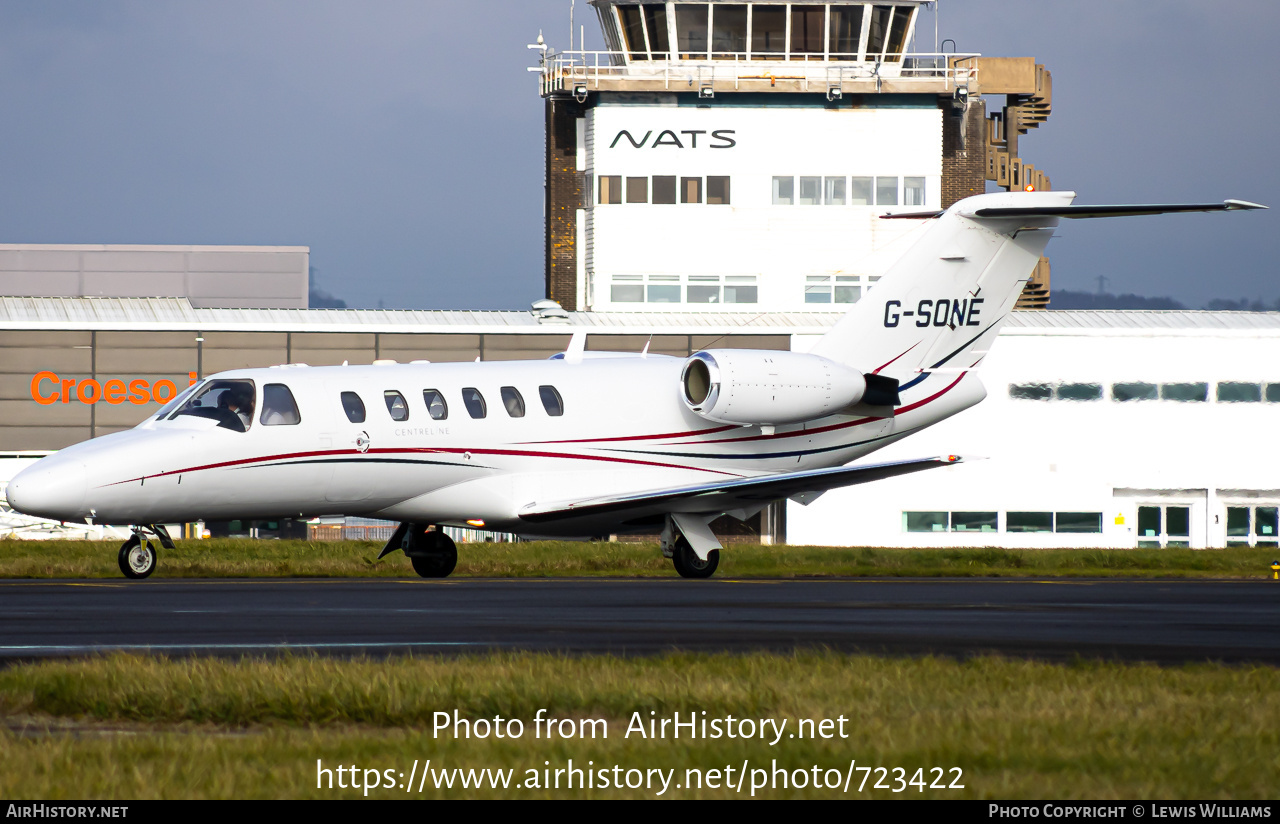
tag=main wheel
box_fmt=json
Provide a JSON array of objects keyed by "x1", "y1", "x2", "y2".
[
  {"x1": 118, "y1": 535, "x2": 157, "y2": 579},
  {"x1": 672, "y1": 536, "x2": 719, "y2": 579},
  {"x1": 409, "y1": 529, "x2": 458, "y2": 578}
]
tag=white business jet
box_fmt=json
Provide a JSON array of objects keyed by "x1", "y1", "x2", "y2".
[{"x1": 7, "y1": 191, "x2": 1264, "y2": 579}]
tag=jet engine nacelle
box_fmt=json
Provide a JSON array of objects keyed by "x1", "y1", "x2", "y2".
[{"x1": 680, "y1": 349, "x2": 868, "y2": 426}]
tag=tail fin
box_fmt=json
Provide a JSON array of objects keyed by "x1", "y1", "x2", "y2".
[{"x1": 810, "y1": 191, "x2": 1266, "y2": 384}]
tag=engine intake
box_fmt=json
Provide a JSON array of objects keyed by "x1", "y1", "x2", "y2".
[{"x1": 680, "y1": 349, "x2": 873, "y2": 426}]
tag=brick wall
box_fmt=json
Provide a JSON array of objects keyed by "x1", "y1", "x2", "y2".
[
  {"x1": 940, "y1": 96, "x2": 987, "y2": 209},
  {"x1": 544, "y1": 98, "x2": 586, "y2": 310}
]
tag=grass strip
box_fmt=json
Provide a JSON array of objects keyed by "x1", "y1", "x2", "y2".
[
  {"x1": 0, "y1": 538, "x2": 1277, "y2": 579},
  {"x1": 0, "y1": 652, "x2": 1277, "y2": 799}
]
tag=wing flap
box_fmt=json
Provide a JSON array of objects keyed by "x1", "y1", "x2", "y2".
[{"x1": 518, "y1": 455, "x2": 966, "y2": 525}]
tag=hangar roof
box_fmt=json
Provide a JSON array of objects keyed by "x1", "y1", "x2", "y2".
[{"x1": 0, "y1": 297, "x2": 1278, "y2": 337}]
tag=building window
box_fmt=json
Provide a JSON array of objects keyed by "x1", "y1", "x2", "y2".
[
  {"x1": 772, "y1": 176, "x2": 794, "y2": 205},
  {"x1": 1007, "y1": 512, "x2": 1053, "y2": 533},
  {"x1": 1009, "y1": 383, "x2": 1053, "y2": 401},
  {"x1": 790, "y1": 4, "x2": 825, "y2": 55},
  {"x1": 652, "y1": 175, "x2": 677, "y2": 204},
  {"x1": 824, "y1": 177, "x2": 846, "y2": 206},
  {"x1": 626, "y1": 176, "x2": 648, "y2": 203},
  {"x1": 1266, "y1": 384, "x2": 1280, "y2": 403},
  {"x1": 1227, "y1": 505, "x2": 1279, "y2": 547},
  {"x1": 711, "y1": 3, "x2": 747, "y2": 59},
  {"x1": 647, "y1": 276, "x2": 681, "y2": 303},
  {"x1": 850, "y1": 177, "x2": 873, "y2": 205},
  {"x1": 707, "y1": 176, "x2": 731, "y2": 205},
  {"x1": 384, "y1": 390, "x2": 409, "y2": 422},
  {"x1": 611, "y1": 275, "x2": 644, "y2": 303},
  {"x1": 675, "y1": 3, "x2": 709, "y2": 59},
  {"x1": 904, "y1": 176, "x2": 926, "y2": 206},
  {"x1": 1056, "y1": 383, "x2": 1103, "y2": 401},
  {"x1": 539, "y1": 385, "x2": 565, "y2": 417},
  {"x1": 724, "y1": 276, "x2": 758, "y2": 304},
  {"x1": 875, "y1": 176, "x2": 898, "y2": 206},
  {"x1": 423, "y1": 389, "x2": 448, "y2": 420},
  {"x1": 340, "y1": 391, "x2": 365, "y2": 423},
  {"x1": 1137, "y1": 505, "x2": 1190, "y2": 548},
  {"x1": 644, "y1": 4, "x2": 670, "y2": 58},
  {"x1": 904, "y1": 511, "x2": 948, "y2": 533},
  {"x1": 834, "y1": 276, "x2": 861, "y2": 303},
  {"x1": 799, "y1": 176, "x2": 822, "y2": 205},
  {"x1": 1055, "y1": 512, "x2": 1103, "y2": 534},
  {"x1": 599, "y1": 175, "x2": 622, "y2": 205},
  {"x1": 687, "y1": 276, "x2": 720, "y2": 304},
  {"x1": 682, "y1": 177, "x2": 703, "y2": 204},
  {"x1": 1217, "y1": 382, "x2": 1261, "y2": 402},
  {"x1": 1113, "y1": 382, "x2": 1158, "y2": 402},
  {"x1": 1161, "y1": 382, "x2": 1208, "y2": 402},
  {"x1": 618, "y1": 5, "x2": 647, "y2": 61},
  {"x1": 805, "y1": 275, "x2": 832, "y2": 304},
  {"x1": 951, "y1": 512, "x2": 997, "y2": 533}
]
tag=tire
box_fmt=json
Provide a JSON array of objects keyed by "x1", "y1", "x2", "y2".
[
  {"x1": 409, "y1": 529, "x2": 458, "y2": 578},
  {"x1": 118, "y1": 535, "x2": 157, "y2": 579},
  {"x1": 672, "y1": 536, "x2": 719, "y2": 579}
]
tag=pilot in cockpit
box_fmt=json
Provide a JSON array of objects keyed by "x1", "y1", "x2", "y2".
[{"x1": 222, "y1": 386, "x2": 255, "y2": 430}]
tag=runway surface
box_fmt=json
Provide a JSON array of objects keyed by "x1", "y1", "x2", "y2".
[{"x1": 0, "y1": 577, "x2": 1276, "y2": 663}]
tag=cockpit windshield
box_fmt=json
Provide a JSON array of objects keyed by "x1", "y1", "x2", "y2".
[
  {"x1": 170, "y1": 379, "x2": 257, "y2": 432},
  {"x1": 154, "y1": 381, "x2": 204, "y2": 421}
]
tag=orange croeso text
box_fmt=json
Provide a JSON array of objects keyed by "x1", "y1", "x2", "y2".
[{"x1": 31, "y1": 372, "x2": 199, "y2": 406}]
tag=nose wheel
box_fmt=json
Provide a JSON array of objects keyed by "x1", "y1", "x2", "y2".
[{"x1": 118, "y1": 534, "x2": 157, "y2": 579}]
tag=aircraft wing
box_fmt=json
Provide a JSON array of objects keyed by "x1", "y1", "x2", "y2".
[
  {"x1": 517, "y1": 455, "x2": 965, "y2": 525},
  {"x1": 879, "y1": 199, "x2": 1267, "y2": 221}
]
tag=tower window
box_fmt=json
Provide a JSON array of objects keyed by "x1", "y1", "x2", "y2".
[
  {"x1": 681, "y1": 177, "x2": 702, "y2": 204},
  {"x1": 626, "y1": 176, "x2": 648, "y2": 203},
  {"x1": 707, "y1": 176, "x2": 730, "y2": 205},
  {"x1": 652, "y1": 175, "x2": 677, "y2": 204}
]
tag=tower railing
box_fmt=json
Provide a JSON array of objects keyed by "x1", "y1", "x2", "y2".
[{"x1": 537, "y1": 50, "x2": 980, "y2": 97}]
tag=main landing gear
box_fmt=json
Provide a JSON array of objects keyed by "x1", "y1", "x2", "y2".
[
  {"x1": 661, "y1": 516, "x2": 721, "y2": 579},
  {"x1": 117, "y1": 525, "x2": 176, "y2": 579},
  {"x1": 381, "y1": 522, "x2": 458, "y2": 578}
]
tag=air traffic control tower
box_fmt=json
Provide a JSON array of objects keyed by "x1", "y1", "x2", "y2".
[{"x1": 535, "y1": 1, "x2": 1054, "y2": 312}]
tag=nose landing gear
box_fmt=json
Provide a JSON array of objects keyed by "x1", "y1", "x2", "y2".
[{"x1": 116, "y1": 525, "x2": 174, "y2": 579}]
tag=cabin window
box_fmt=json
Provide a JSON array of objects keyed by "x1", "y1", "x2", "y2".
[
  {"x1": 171, "y1": 379, "x2": 256, "y2": 432},
  {"x1": 384, "y1": 390, "x2": 409, "y2": 421},
  {"x1": 423, "y1": 389, "x2": 448, "y2": 420},
  {"x1": 261, "y1": 384, "x2": 301, "y2": 426},
  {"x1": 1217, "y1": 382, "x2": 1262, "y2": 403},
  {"x1": 1056, "y1": 383, "x2": 1103, "y2": 402},
  {"x1": 155, "y1": 381, "x2": 202, "y2": 420},
  {"x1": 1113, "y1": 382, "x2": 1158, "y2": 402},
  {"x1": 1161, "y1": 382, "x2": 1208, "y2": 402},
  {"x1": 340, "y1": 391, "x2": 366, "y2": 423},
  {"x1": 539, "y1": 385, "x2": 565, "y2": 417},
  {"x1": 501, "y1": 386, "x2": 526, "y2": 418},
  {"x1": 462, "y1": 387, "x2": 487, "y2": 419}
]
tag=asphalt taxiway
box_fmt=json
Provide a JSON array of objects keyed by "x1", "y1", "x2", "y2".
[{"x1": 0, "y1": 577, "x2": 1275, "y2": 663}]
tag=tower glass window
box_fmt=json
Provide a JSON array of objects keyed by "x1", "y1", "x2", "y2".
[
  {"x1": 866, "y1": 5, "x2": 892, "y2": 58},
  {"x1": 790, "y1": 5, "x2": 826, "y2": 56},
  {"x1": 711, "y1": 4, "x2": 747, "y2": 59},
  {"x1": 884, "y1": 5, "x2": 914, "y2": 60},
  {"x1": 643, "y1": 4, "x2": 670, "y2": 57},
  {"x1": 829, "y1": 6, "x2": 865, "y2": 60},
  {"x1": 618, "y1": 5, "x2": 647, "y2": 61},
  {"x1": 675, "y1": 4, "x2": 709, "y2": 59},
  {"x1": 751, "y1": 5, "x2": 786, "y2": 58}
]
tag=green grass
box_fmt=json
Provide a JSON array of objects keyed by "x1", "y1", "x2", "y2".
[
  {"x1": 1, "y1": 652, "x2": 1277, "y2": 799},
  {"x1": 0, "y1": 537, "x2": 1276, "y2": 579}
]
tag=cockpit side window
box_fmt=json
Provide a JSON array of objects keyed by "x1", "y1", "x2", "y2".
[
  {"x1": 341, "y1": 391, "x2": 366, "y2": 423},
  {"x1": 261, "y1": 383, "x2": 302, "y2": 426},
  {"x1": 155, "y1": 381, "x2": 203, "y2": 420},
  {"x1": 423, "y1": 389, "x2": 448, "y2": 420},
  {"x1": 500, "y1": 386, "x2": 525, "y2": 418},
  {"x1": 171, "y1": 379, "x2": 256, "y2": 432},
  {"x1": 384, "y1": 390, "x2": 409, "y2": 422},
  {"x1": 461, "y1": 387, "x2": 487, "y2": 419}
]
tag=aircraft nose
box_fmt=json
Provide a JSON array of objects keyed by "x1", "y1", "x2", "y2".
[{"x1": 6, "y1": 461, "x2": 87, "y2": 521}]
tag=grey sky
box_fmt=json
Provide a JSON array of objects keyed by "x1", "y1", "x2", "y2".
[{"x1": 0, "y1": 1, "x2": 1274, "y2": 309}]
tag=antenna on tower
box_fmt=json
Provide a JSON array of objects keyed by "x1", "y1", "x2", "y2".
[{"x1": 1096, "y1": 275, "x2": 1109, "y2": 295}]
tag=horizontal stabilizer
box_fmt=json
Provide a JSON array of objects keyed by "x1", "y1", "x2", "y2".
[
  {"x1": 967, "y1": 199, "x2": 1267, "y2": 220},
  {"x1": 519, "y1": 455, "x2": 966, "y2": 524}
]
